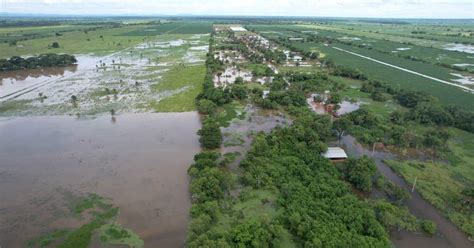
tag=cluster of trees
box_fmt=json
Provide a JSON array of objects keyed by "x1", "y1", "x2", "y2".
[
  {"x1": 187, "y1": 106, "x2": 396, "y2": 247},
  {"x1": 340, "y1": 108, "x2": 452, "y2": 151},
  {"x1": 0, "y1": 53, "x2": 77, "y2": 71},
  {"x1": 331, "y1": 66, "x2": 368, "y2": 80},
  {"x1": 361, "y1": 80, "x2": 474, "y2": 133},
  {"x1": 0, "y1": 20, "x2": 61, "y2": 28},
  {"x1": 194, "y1": 36, "x2": 228, "y2": 149}
]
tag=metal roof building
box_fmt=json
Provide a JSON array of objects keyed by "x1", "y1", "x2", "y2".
[{"x1": 322, "y1": 147, "x2": 348, "y2": 161}]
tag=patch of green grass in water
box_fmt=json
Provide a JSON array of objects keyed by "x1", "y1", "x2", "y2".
[
  {"x1": 215, "y1": 102, "x2": 245, "y2": 127},
  {"x1": 98, "y1": 223, "x2": 144, "y2": 248},
  {"x1": 0, "y1": 99, "x2": 32, "y2": 115},
  {"x1": 149, "y1": 64, "x2": 205, "y2": 112}
]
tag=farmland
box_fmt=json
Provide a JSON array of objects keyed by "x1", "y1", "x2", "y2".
[{"x1": 249, "y1": 24, "x2": 474, "y2": 109}]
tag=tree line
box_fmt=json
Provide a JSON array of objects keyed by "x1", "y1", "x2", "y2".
[{"x1": 0, "y1": 53, "x2": 77, "y2": 71}]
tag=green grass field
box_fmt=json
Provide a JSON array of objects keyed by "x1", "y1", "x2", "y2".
[
  {"x1": 0, "y1": 25, "x2": 148, "y2": 58},
  {"x1": 149, "y1": 64, "x2": 206, "y2": 112}
]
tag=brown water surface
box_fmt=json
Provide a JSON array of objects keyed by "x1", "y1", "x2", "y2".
[{"x1": 0, "y1": 112, "x2": 201, "y2": 247}]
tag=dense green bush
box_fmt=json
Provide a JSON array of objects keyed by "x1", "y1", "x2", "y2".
[
  {"x1": 197, "y1": 117, "x2": 222, "y2": 149},
  {"x1": 0, "y1": 53, "x2": 77, "y2": 71}
]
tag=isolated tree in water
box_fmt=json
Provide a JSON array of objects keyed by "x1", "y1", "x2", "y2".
[{"x1": 197, "y1": 117, "x2": 222, "y2": 149}]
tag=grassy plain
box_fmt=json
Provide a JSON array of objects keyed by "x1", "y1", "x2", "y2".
[{"x1": 0, "y1": 25, "x2": 149, "y2": 58}]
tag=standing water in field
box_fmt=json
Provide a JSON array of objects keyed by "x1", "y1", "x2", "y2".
[{"x1": 0, "y1": 112, "x2": 201, "y2": 247}]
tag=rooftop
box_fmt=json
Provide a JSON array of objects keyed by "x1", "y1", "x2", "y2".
[
  {"x1": 230, "y1": 26, "x2": 247, "y2": 32},
  {"x1": 322, "y1": 147, "x2": 348, "y2": 159}
]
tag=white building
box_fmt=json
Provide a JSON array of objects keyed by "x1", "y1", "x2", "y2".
[
  {"x1": 322, "y1": 147, "x2": 348, "y2": 161},
  {"x1": 230, "y1": 26, "x2": 247, "y2": 32}
]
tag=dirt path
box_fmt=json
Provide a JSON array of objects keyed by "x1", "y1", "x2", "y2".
[{"x1": 332, "y1": 46, "x2": 474, "y2": 94}]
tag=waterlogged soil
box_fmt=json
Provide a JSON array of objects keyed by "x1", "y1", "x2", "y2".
[
  {"x1": 0, "y1": 112, "x2": 201, "y2": 247},
  {"x1": 0, "y1": 34, "x2": 209, "y2": 116}
]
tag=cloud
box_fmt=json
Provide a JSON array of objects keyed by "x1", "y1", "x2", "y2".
[{"x1": 1, "y1": 0, "x2": 473, "y2": 18}]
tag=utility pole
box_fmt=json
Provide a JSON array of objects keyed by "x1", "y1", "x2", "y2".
[{"x1": 411, "y1": 176, "x2": 418, "y2": 193}]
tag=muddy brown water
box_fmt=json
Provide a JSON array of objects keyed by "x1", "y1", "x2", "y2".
[
  {"x1": 221, "y1": 105, "x2": 291, "y2": 169},
  {"x1": 0, "y1": 112, "x2": 201, "y2": 247},
  {"x1": 339, "y1": 135, "x2": 472, "y2": 248},
  {"x1": 0, "y1": 55, "x2": 100, "y2": 100}
]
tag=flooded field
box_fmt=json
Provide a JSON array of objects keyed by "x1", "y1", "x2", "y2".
[
  {"x1": 339, "y1": 135, "x2": 472, "y2": 248},
  {"x1": 221, "y1": 104, "x2": 290, "y2": 168},
  {"x1": 0, "y1": 112, "x2": 201, "y2": 247},
  {"x1": 306, "y1": 96, "x2": 362, "y2": 116},
  {"x1": 0, "y1": 34, "x2": 209, "y2": 116}
]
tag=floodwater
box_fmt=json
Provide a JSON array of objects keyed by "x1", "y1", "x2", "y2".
[
  {"x1": 339, "y1": 135, "x2": 472, "y2": 248},
  {"x1": 0, "y1": 65, "x2": 78, "y2": 98},
  {"x1": 444, "y1": 43, "x2": 474, "y2": 54},
  {"x1": 306, "y1": 96, "x2": 361, "y2": 116},
  {"x1": 221, "y1": 104, "x2": 290, "y2": 168},
  {"x1": 0, "y1": 34, "x2": 209, "y2": 115},
  {"x1": 0, "y1": 112, "x2": 201, "y2": 247},
  {"x1": 450, "y1": 73, "x2": 474, "y2": 85}
]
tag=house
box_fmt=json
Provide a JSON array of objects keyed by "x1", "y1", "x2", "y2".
[
  {"x1": 289, "y1": 37, "x2": 304, "y2": 41},
  {"x1": 293, "y1": 55, "x2": 303, "y2": 62},
  {"x1": 322, "y1": 147, "x2": 348, "y2": 162},
  {"x1": 262, "y1": 90, "x2": 270, "y2": 99}
]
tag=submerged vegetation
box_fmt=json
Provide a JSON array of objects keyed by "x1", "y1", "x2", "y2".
[{"x1": 26, "y1": 192, "x2": 143, "y2": 248}]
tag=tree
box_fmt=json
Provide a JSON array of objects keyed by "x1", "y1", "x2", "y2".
[
  {"x1": 230, "y1": 85, "x2": 248, "y2": 100},
  {"x1": 333, "y1": 117, "x2": 351, "y2": 142},
  {"x1": 197, "y1": 117, "x2": 222, "y2": 149},
  {"x1": 344, "y1": 156, "x2": 377, "y2": 192},
  {"x1": 196, "y1": 99, "x2": 217, "y2": 115},
  {"x1": 51, "y1": 42, "x2": 60, "y2": 48},
  {"x1": 421, "y1": 220, "x2": 437, "y2": 235},
  {"x1": 329, "y1": 93, "x2": 342, "y2": 104},
  {"x1": 234, "y1": 76, "x2": 244, "y2": 84}
]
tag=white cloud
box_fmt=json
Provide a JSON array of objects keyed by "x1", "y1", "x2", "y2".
[{"x1": 1, "y1": 0, "x2": 473, "y2": 18}]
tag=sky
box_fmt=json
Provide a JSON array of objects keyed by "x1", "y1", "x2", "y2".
[{"x1": 1, "y1": 0, "x2": 473, "y2": 18}]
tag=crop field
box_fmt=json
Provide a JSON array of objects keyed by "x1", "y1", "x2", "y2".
[
  {"x1": 120, "y1": 21, "x2": 213, "y2": 36},
  {"x1": 251, "y1": 24, "x2": 474, "y2": 109},
  {"x1": 316, "y1": 21, "x2": 474, "y2": 45},
  {"x1": 294, "y1": 27, "x2": 474, "y2": 70},
  {"x1": 0, "y1": 24, "x2": 95, "y2": 43},
  {"x1": 296, "y1": 23, "x2": 474, "y2": 51}
]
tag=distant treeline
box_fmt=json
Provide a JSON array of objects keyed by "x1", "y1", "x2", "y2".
[
  {"x1": 0, "y1": 53, "x2": 77, "y2": 71},
  {"x1": 0, "y1": 20, "x2": 61, "y2": 28}
]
